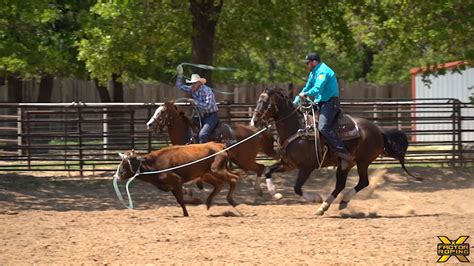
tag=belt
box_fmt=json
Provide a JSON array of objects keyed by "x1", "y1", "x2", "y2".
[
  {"x1": 202, "y1": 111, "x2": 218, "y2": 117},
  {"x1": 318, "y1": 97, "x2": 339, "y2": 106}
]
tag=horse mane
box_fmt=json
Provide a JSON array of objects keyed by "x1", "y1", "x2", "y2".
[{"x1": 267, "y1": 87, "x2": 295, "y2": 109}]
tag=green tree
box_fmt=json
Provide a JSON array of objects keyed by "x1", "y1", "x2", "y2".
[
  {"x1": 349, "y1": 0, "x2": 474, "y2": 83},
  {"x1": 0, "y1": 0, "x2": 92, "y2": 102}
]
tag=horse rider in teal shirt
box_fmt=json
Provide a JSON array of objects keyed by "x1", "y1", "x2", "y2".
[{"x1": 293, "y1": 52, "x2": 352, "y2": 170}]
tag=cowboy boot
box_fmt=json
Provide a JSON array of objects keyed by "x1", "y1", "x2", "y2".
[{"x1": 337, "y1": 151, "x2": 352, "y2": 171}]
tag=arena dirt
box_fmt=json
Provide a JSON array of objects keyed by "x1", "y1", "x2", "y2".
[{"x1": 1, "y1": 167, "x2": 473, "y2": 264}]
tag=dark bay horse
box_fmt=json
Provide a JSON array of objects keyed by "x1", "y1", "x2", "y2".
[
  {"x1": 146, "y1": 100, "x2": 279, "y2": 196},
  {"x1": 251, "y1": 88, "x2": 421, "y2": 216}
]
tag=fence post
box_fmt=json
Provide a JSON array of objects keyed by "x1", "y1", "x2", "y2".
[
  {"x1": 26, "y1": 111, "x2": 31, "y2": 170},
  {"x1": 63, "y1": 107, "x2": 68, "y2": 170},
  {"x1": 451, "y1": 100, "x2": 457, "y2": 167},
  {"x1": 103, "y1": 108, "x2": 108, "y2": 160},
  {"x1": 455, "y1": 100, "x2": 463, "y2": 167},
  {"x1": 130, "y1": 110, "x2": 135, "y2": 149},
  {"x1": 77, "y1": 104, "x2": 83, "y2": 176},
  {"x1": 17, "y1": 107, "x2": 22, "y2": 157},
  {"x1": 147, "y1": 105, "x2": 152, "y2": 153}
]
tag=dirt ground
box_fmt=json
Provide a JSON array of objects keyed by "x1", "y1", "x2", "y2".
[{"x1": 1, "y1": 166, "x2": 473, "y2": 264}]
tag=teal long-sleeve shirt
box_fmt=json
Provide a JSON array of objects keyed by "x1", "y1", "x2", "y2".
[{"x1": 297, "y1": 62, "x2": 339, "y2": 103}]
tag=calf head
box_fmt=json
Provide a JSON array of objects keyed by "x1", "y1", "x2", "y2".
[{"x1": 113, "y1": 150, "x2": 145, "y2": 180}]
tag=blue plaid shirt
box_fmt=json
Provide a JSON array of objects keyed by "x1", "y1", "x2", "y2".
[{"x1": 176, "y1": 74, "x2": 218, "y2": 115}]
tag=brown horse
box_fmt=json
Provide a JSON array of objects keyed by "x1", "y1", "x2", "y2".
[
  {"x1": 146, "y1": 100, "x2": 279, "y2": 196},
  {"x1": 251, "y1": 88, "x2": 421, "y2": 216},
  {"x1": 114, "y1": 143, "x2": 240, "y2": 216}
]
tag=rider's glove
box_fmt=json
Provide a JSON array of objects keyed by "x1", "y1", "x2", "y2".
[
  {"x1": 176, "y1": 65, "x2": 183, "y2": 76},
  {"x1": 298, "y1": 92, "x2": 307, "y2": 101},
  {"x1": 293, "y1": 95, "x2": 301, "y2": 106}
]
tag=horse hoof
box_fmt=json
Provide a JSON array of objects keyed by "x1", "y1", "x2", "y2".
[
  {"x1": 339, "y1": 201, "x2": 348, "y2": 210},
  {"x1": 272, "y1": 193, "x2": 283, "y2": 200},
  {"x1": 315, "y1": 208, "x2": 325, "y2": 216}
]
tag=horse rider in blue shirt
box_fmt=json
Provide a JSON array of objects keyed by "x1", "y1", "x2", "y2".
[
  {"x1": 293, "y1": 52, "x2": 352, "y2": 170},
  {"x1": 176, "y1": 65, "x2": 219, "y2": 143}
]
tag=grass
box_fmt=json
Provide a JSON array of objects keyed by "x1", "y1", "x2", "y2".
[{"x1": 407, "y1": 145, "x2": 452, "y2": 151}]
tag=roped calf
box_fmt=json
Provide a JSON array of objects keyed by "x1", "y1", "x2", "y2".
[{"x1": 114, "y1": 142, "x2": 240, "y2": 216}]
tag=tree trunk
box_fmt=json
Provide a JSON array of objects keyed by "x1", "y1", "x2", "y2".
[
  {"x1": 94, "y1": 79, "x2": 111, "y2": 102},
  {"x1": 7, "y1": 75, "x2": 23, "y2": 103},
  {"x1": 37, "y1": 74, "x2": 54, "y2": 102},
  {"x1": 112, "y1": 73, "x2": 124, "y2": 102},
  {"x1": 189, "y1": 0, "x2": 223, "y2": 86}
]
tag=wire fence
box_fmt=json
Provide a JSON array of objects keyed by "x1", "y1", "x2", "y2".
[{"x1": 0, "y1": 99, "x2": 473, "y2": 175}]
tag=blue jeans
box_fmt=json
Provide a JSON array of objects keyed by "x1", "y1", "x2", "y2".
[
  {"x1": 199, "y1": 112, "x2": 219, "y2": 143},
  {"x1": 318, "y1": 97, "x2": 349, "y2": 154}
]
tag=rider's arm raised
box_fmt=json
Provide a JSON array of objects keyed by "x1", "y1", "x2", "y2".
[{"x1": 176, "y1": 74, "x2": 192, "y2": 93}]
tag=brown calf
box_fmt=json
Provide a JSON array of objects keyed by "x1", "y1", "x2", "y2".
[{"x1": 114, "y1": 142, "x2": 240, "y2": 216}]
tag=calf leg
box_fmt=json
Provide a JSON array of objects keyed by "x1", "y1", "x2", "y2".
[
  {"x1": 210, "y1": 168, "x2": 241, "y2": 207},
  {"x1": 205, "y1": 179, "x2": 224, "y2": 210},
  {"x1": 196, "y1": 180, "x2": 204, "y2": 190},
  {"x1": 161, "y1": 172, "x2": 189, "y2": 217},
  {"x1": 171, "y1": 188, "x2": 188, "y2": 217}
]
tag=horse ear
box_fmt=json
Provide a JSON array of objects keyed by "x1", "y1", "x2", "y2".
[{"x1": 118, "y1": 152, "x2": 125, "y2": 158}]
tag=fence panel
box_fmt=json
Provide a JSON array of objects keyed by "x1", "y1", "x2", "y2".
[{"x1": 0, "y1": 99, "x2": 472, "y2": 174}]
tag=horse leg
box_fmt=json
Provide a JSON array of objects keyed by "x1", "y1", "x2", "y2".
[
  {"x1": 293, "y1": 166, "x2": 321, "y2": 203},
  {"x1": 339, "y1": 163, "x2": 370, "y2": 210},
  {"x1": 316, "y1": 167, "x2": 350, "y2": 216},
  {"x1": 264, "y1": 161, "x2": 292, "y2": 200},
  {"x1": 261, "y1": 131, "x2": 279, "y2": 160},
  {"x1": 246, "y1": 161, "x2": 266, "y2": 197}
]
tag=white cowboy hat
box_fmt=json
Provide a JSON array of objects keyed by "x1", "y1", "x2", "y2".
[{"x1": 186, "y1": 74, "x2": 207, "y2": 84}]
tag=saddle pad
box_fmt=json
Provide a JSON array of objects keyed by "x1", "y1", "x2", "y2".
[{"x1": 335, "y1": 114, "x2": 360, "y2": 140}]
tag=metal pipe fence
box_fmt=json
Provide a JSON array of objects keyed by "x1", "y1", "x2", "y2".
[{"x1": 0, "y1": 99, "x2": 473, "y2": 174}]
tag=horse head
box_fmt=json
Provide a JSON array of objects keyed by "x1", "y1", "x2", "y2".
[
  {"x1": 251, "y1": 88, "x2": 292, "y2": 127},
  {"x1": 146, "y1": 101, "x2": 179, "y2": 132},
  {"x1": 113, "y1": 150, "x2": 145, "y2": 180}
]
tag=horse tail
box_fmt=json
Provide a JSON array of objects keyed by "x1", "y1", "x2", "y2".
[{"x1": 382, "y1": 129, "x2": 422, "y2": 181}]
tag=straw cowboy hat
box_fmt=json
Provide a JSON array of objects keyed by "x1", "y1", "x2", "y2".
[{"x1": 186, "y1": 74, "x2": 207, "y2": 84}]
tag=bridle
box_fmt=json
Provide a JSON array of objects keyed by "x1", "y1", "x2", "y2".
[
  {"x1": 254, "y1": 90, "x2": 300, "y2": 126},
  {"x1": 119, "y1": 153, "x2": 143, "y2": 175}
]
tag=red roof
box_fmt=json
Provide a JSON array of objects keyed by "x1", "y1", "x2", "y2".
[{"x1": 410, "y1": 60, "x2": 466, "y2": 75}]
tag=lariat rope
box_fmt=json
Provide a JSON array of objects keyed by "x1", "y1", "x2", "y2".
[
  {"x1": 113, "y1": 124, "x2": 271, "y2": 209},
  {"x1": 179, "y1": 62, "x2": 237, "y2": 95}
]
